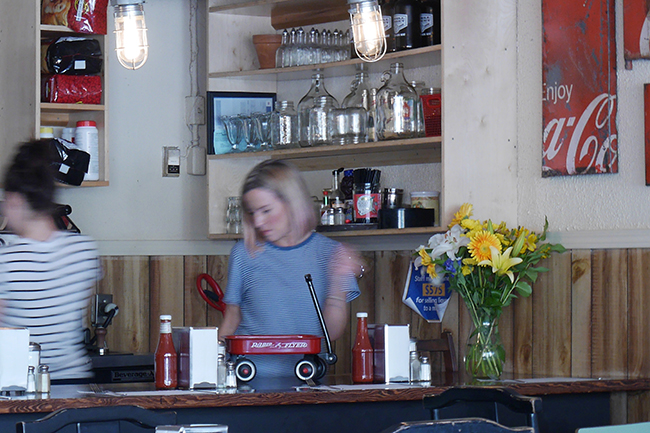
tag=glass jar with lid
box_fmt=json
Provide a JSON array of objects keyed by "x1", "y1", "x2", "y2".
[
  {"x1": 376, "y1": 62, "x2": 419, "y2": 140},
  {"x1": 225, "y1": 196, "x2": 242, "y2": 234},
  {"x1": 308, "y1": 95, "x2": 336, "y2": 146},
  {"x1": 270, "y1": 101, "x2": 299, "y2": 148}
]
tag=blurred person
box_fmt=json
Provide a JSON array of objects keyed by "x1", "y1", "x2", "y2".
[
  {"x1": 219, "y1": 159, "x2": 363, "y2": 378},
  {"x1": 0, "y1": 140, "x2": 101, "y2": 380}
]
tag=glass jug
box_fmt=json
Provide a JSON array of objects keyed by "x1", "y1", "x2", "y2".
[
  {"x1": 298, "y1": 73, "x2": 338, "y2": 147},
  {"x1": 376, "y1": 62, "x2": 419, "y2": 140},
  {"x1": 342, "y1": 71, "x2": 371, "y2": 110}
]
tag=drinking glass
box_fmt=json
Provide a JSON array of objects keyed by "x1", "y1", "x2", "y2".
[
  {"x1": 253, "y1": 112, "x2": 273, "y2": 151},
  {"x1": 242, "y1": 115, "x2": 261, "y2": 152},
  {"x1": 221, "y1": 115, "x2": 244, "y2": 153}
]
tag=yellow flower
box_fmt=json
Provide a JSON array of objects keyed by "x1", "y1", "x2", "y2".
[
  {"x1": 418, "y1": 248, "x2": 433, "y2": 266},
  {"x1": 468, "y1": 230, "x2": 501, "y2": 263},
  {"x1": 426, "y1": 264, "x2": 438, "y2": 279},
  {"x1": 449, "y1": 203, "x2": 473, "y2": 228},
  {"x1": 461, "y1": 265, "x2": 473, "y2": 275},
  {"x1": 461, "y1": 218, "x2": 482, "y2": 233},
  {"x1": 478, "y1": 246, "x2": 523, "y2": 283}
]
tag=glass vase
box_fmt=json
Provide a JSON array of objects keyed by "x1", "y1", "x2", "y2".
[{"x1": 465, "y1": 316, "x2": 505, "y2": 380}]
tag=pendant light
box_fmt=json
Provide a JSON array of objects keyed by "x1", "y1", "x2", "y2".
[
  {"x1": 111, "y1": 0, "x2": 149, "y2": 70},
  {"x1": 348, "y1": 0, "x2": 387, "y2": 62}
]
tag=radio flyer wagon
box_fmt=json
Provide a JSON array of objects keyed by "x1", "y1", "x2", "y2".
[{"x1": 196, "y1": 273, "x2": 337, "y2": 382}]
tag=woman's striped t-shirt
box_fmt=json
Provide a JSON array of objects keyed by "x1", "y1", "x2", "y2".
[{"x1": 0, "y1": 231, "x2": 101, "y2": 380}]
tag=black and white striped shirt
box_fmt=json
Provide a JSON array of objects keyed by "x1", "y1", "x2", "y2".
[{"x1": 0, "y1": 231, "x2": 100, "y2": 379}]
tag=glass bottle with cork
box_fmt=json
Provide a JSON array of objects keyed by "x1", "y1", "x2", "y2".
[
  {"x1": 352, "y1": 312, "x2": 374, "y2": 383},
  {"x1": 155, "y1": 314, "x2": 178, "y2": 390}
]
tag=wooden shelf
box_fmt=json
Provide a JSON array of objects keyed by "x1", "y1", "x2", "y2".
[
  {"x1": 209, "y1": 45, "x2": 441, "y2": 80},
  {"x1": 208, "y1": 226, "x2": 443, "y2": 240},
  {"x1": 209, "y1": 0, "x2": 348, "y2": 29},
  {"x1": 41, "y1": 103, "x2": 106, "y2": 112},
  {"x1": 208, "y1": 136, "x2": 441, "y2": 170}
]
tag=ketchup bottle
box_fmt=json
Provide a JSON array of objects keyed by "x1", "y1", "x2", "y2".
[
  {"x1": 352, "y1": 312, "x2": 374, "y2": 383},
  {"x1": 155, "y1": 314, "x2": 178, "y2": 389}
]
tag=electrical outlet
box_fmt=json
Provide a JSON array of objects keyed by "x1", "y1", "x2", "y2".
[
  {"x1": 163, "y1": 146, "x2": 180, "y2": 177},
  {"x1": 185, "y1": 96, "x2": 205, "y2": 125}
]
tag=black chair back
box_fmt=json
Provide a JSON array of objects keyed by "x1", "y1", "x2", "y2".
[
  {"x1": 381, "y1": 418, "x2": 535, "y2": 433},
  {"x1": 16, "y1": 405, "x2": 177, "y2": 433},
  {"x1": 423, "y1": 387, "x2": 542, "y2": 433}
]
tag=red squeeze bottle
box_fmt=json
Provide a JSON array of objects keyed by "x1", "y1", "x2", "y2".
[
  {"x1": 155, "y1": 314, "x2": 178, "y2": 390},
  {"x1": 352, "y1": 312, "x2": 374, "y2": 383}
]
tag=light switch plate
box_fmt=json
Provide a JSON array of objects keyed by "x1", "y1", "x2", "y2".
[{"x1": 163, "y1": 146, "x2": 180, "y2": 177}]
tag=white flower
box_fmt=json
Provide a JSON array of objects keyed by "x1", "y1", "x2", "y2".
[{"x1": 427, "y1": 224, "x2": 469, "y2": 260}]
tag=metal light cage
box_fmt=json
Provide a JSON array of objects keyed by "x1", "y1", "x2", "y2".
[
  {"x1": 348, "y1": 0, "x2": 387, "y2": 62},
  {"x1": 112, "y1": 1, "x2": 149, "y2": 70}
]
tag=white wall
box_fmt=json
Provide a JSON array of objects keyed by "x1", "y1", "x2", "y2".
[
  {"x1": 56, "y1": 0, "x2": 650, "y2": 255},
  {"x1": 516, "y1": 0, "x2": 650, "y2": 248},
  {"x1": 57, "y1": 0, "x2": 234, "y2": 256}
]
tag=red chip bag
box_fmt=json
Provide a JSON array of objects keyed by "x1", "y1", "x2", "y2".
[
  {"x1": 43, "y1": 75, "x2": 102, "y2": 104},
  {"x1": 67, "y1": 0, "x2": 109, "y2": 35}
]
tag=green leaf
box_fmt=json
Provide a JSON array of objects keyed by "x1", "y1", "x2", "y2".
[{"x1": 515, "y1": 281, "x2": 532, "y2": 297}]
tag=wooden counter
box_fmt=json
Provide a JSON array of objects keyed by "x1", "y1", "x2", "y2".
[{"x1": 1, "y1": 376, "x2": 650, "y2": 414}]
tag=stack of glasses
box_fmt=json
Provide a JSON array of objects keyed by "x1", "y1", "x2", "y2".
[{"x1": 275, "y1": 27, "x2": 352, "y2": 68}]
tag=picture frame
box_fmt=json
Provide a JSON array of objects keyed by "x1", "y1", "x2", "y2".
[{"x1": 207, "y1": 91, "x2": 276, "y2": 155}]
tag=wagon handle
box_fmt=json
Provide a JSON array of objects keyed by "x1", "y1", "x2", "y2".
[{"x1": 304, "y1": 274, "x2": 336, "y2": 365}]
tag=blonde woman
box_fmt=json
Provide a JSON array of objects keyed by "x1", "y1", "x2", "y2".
[{"x1": 220, "y1": 160, "x2": 361, "y2": 379}]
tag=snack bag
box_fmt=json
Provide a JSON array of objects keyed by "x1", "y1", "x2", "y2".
[
  {"x1": 67, "y1": 0, "x2": 109, "y2": 34},
  {"x1": 41, "y1": 0, "x2": 72, "y2": 26}
]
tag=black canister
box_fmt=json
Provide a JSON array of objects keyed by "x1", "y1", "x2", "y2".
[{"x1": 382, "y1": 188, "x2": 404, "y2": 209}]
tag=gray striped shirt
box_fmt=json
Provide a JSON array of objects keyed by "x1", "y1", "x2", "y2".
[
  {"x1": 0, "y1": 231, "x2": 100, "y2": 380},
  {"x1": 224, "y1": 233, "x2": 360, "y2": 378}
]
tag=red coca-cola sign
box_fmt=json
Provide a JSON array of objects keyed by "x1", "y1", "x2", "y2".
[{"x1": 542, "y1": 0, "x2": 618, "y2": 177}]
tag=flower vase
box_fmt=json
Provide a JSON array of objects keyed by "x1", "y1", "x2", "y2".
[{"x1": 465, "y1": 317, "x2": 505, "y2": 380}]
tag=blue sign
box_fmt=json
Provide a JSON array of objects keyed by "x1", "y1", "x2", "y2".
[{"x1": 402, "y1": 261, "x2": 452, "y2": 323}]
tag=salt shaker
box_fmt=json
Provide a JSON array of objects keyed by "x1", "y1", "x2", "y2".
[
  {"x1": 216, "y1": 354, "x2": 227, "y2": 390},
  {"x1": 36, "y1": 364, "x2": 50, "y2": 394},
  {"x1": 26, "y1": 366, "x2": 36, "y2": 393},
  {"x1": 420, "y1": 356, "x2": 431, "y2": 383},
  {"x1": 225, "y1": 361, "x2": 237, "y2": 389},
  {"x1": 409, "y1": 351, "x2": 421, "y2": 383}
]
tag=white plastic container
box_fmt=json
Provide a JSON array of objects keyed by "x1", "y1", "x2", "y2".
[
  {"x1": 39, "y1": 127, "x2": 54, "y2": 139},
  {"x1": 62, "y1": 127, "x2": 76, "y2": 144},
  {"x1": 75, "y1": 120, "x2": 99, "y2": 181}
]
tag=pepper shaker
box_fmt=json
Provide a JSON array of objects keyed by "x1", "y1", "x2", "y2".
[
  {"x1": 36, "y1": 364, "x2": 50, "y2": 394},
  {"x1": 26, "y1": 366, "x2": 36, "y2": 393},
  {"x1": 225, "y1": 361, "x2": 237, "y2": 389}
]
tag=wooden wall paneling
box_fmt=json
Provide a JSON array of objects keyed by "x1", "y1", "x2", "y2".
[
  {"x1": 591, "y1": 250, "x2": 628, "y2": 378},
  {"x1": 441, "y1": 289, "x2": 460, "y2": 372},
  {"x1": 609, "y1": 392, "x2": 627, "y2": 425},
  {"x1": 512, "y1": 295, "x2": 533, "y2": 376},
  {"x1": 571, "y1": 250, "x2": 592, "y2": 378},
  {"x1": 499, "y1": 301, "x2": 515, "y2": 375},
  {"x1": 532, "y1": 253, "x2": 572, "y2": 377},
  {"x1": 627, "y1": 249, "x2": 650, "y2": 379},
  {"x1": 149, "y1": 256, "x2": 185, "y2": 352},
  {"x1": 206, "y1": 255, "x2": 229, "y2": 328},
  {"x1": 184, "y1": 255, "x2": 208, "y2": 327},
  {"x1": 99, "y1": 256, "x2": 150, "y2": 353},
  {"x1": 341, "y1": 251, "x2": 375, "y2": 376},
  {"x1": 457, "y1": 292, "x2": 472, "y2": 376},
  {"x1": 373, "y1": 251, "x2": 412, "y2": 325},
  {"x1": 627, "y1": 390, "x2": 650, "y2": 424}
]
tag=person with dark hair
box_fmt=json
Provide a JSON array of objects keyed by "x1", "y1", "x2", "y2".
[
  {"x1": 0, "y1": 140, "x2": 101, "y2": 380},
  {"x1": 219, "y1": 159, "x2": 362, "y2": 378}
]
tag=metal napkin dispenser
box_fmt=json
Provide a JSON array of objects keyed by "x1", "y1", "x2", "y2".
[
  {"x1": 0, "y1": 327, "x2": 29, "y2": 391},
  {"x1": 368, "y1": 324, "x2": 410, "y2": 383},
  {"x1": 172, "y1": 327, "x2": 219, "y2": 389}
]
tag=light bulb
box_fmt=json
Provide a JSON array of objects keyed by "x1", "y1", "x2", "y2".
[
  {"x1": 113, "y1": 2, "x2": 149, "y2": 70},
  {"x1": 348, "y1": 0, "x2": 386, "y2": 62}
]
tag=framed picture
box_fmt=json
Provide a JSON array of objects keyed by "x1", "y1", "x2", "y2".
[{"x1": 207, "y1": 91, "x2": 276, "y2": 155}]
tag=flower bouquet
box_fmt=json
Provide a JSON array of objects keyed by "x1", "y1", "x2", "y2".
[{"x1": 414, "y1": 204, "x2": 566, "y2": 379}]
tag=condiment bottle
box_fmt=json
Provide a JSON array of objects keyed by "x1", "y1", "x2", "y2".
[
  {"x1": 352, "y1": 312, "x2": 374, "y2": 383},
  {"x1": 225, "y1": 361, "x2": 237, "y2": 389},
  {"x1": 420, "y1": 355, "x2": 431, "y2": 383},
  {"x1": 26, "y1": 366, "x2": 36, "y2": 393},
  {"x1": 216, "y1": 354, "x2": 226, "y2": 390},
  {"x1": 75, "y1": 120, "x2": 99, "y2": 181},
  {"x1": 155, "y1": 314, "x2": 178, "y2": 390}
]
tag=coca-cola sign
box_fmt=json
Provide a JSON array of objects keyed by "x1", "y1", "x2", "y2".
[
  {"x1": 542, "y1": 0, "x2": 618, "y2": 177},
  {"x1": 624, "y1": 0, "x2": 650, "y2": 60}
]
